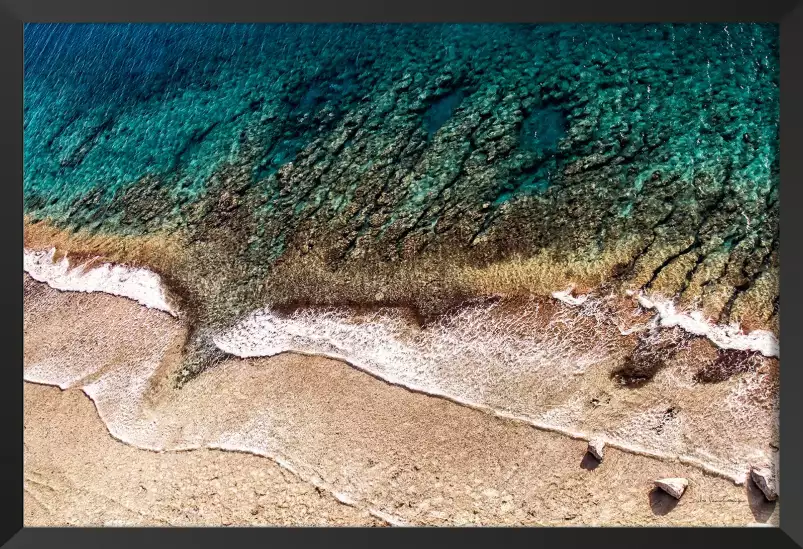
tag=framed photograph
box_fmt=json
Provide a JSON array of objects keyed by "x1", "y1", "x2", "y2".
[{"x1": 6, "y1": 0, "x2": 801, "y2": 546}]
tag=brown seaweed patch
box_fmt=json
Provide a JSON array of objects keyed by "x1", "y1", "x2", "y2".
[
  {"x1": 610, "y1": 261, "x2": 635, "y2": 280},
  {"x1": 694, "y1": 349, "x2": 761, "y2": 383},
  {"x1": 24, "y1": 216, "x2": 184, "y2": 275},
  {"x1": 261, "y1": 238, "x2": 641, "y2": 319},
  {"x1": 610, "y1": 329, "x2": 684, "y2": 388}
]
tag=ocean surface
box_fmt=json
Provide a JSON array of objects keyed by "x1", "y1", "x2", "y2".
[{"x1": 24, "y1": 24, "x2": 779, "y2": 329}]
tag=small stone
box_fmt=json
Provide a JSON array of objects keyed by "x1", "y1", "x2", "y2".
[
  {"x1": 588, "y1": 438, "x2": 605, "y2": 461},
  {"x1": 654, "y1": 478, "x2": 688, "y2": 499},
  {"x1": 750, "y1": 466, "x2": 778, "y2": 501}
]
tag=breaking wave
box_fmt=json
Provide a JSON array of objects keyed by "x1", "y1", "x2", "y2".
[
  {"x1": 23, "y1": 250, "x2": 779, "y2": 493},
  {"x1": 24, "y1": 248, "x2": 178, "y2": 316}
]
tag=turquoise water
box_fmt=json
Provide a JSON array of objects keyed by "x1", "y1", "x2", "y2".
[
  {"x1": 24, "y1": 23, "x2": 779, "y2": 294},
  {"x1": 424, "y1": 90, "x2": 466, "y2": 139}
]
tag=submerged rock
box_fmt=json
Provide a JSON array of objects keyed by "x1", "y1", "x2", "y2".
[
  {"x1": 654, "y1": 478, "x2": 688, "y2": 499},
  {"x1": 23, "y1": 23, "x2": 781, "y2": 372}
]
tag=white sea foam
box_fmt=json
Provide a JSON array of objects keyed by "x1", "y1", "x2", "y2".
[
  {"x1": 637, "y1": 294, "x2": 779, "y2": 358},
  {"x1": 213, "y1": 300, "x2": 613, "y2": 405},
  {"x1": 23, "y1": 258, "x2": 779, "y2": 496},
  {"x1": 211, "y1": 300, "x2": 775, "y2": 483},
  {"x1": 23, "y1": 360, "x2": 95, "y2": 390},
  {"x1": 551, "y1": 286, "x2": 589, "y2": 306},
  {"x1": 24, "y1": 247, "x2": 177, "y2": 316}
]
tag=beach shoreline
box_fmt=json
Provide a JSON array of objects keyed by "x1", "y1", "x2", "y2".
[{"x1": 23, "y1": 275, "x2": 780, "y2": 526}]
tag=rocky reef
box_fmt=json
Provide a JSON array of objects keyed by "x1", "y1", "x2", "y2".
[{"x1": 24, "y1": 23, "x2": 779, "y2": 341}]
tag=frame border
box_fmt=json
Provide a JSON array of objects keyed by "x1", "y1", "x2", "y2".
[{"x1": 4, "y1": 1, "x2": 802, "y2": 547}]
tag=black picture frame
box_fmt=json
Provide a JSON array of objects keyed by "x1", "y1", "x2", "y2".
[{"x1": 3, "y1": 1, "x2": 801, "y2": 547}]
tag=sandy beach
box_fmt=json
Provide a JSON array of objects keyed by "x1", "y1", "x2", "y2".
[{"x1": 23, "y1": 275, "x2": 779, "y2": 527}]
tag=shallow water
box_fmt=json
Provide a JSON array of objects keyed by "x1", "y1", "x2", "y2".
[{"x1": 24, "y1": 25, "x2": 779, "y2": 333}]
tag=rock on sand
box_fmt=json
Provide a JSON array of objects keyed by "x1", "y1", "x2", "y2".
[{"x1": 655, "y1": 478, "x2": 688, "y2": 499}]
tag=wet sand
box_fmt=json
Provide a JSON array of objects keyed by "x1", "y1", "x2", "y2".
[
  {"x1": 24, "y1": 383, "x2": 382, "y2": 526},
  {"x1": 23, "y1": 276, "x2": 780, "y2": 526}
]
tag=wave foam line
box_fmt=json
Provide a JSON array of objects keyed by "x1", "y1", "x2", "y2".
[
  {"x1": 551, "y1": 286, "x2": 589, "y2": 306},
  {"x1": 555, "y1": 286, "x2": 778, "y2": 358},
  {"x1": 214, "y1": 330, "x2": 749, "y2": 486},
  {"x1": 23, "y1": 247, "x2": 777, "y2": 358},
  {"x1": 23, "y1": 257, "x2": 773, "y2": 486},
  {"x1": 636, "y1": 294, "x2": 779, "y2": 358},
  {"x1": 26, "y1": 379, "x2": 401, "y2": 527},
  {"x1": 24, "y1": 248, "x2": 177, "y2": 317},
  {"x1": 207, "y1": 441, "x2": 401, "y2": 526}
]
